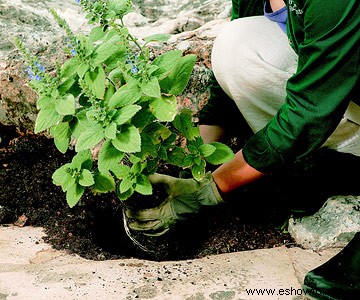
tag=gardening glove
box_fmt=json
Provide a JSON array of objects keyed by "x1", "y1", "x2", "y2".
[{"x1": 125, "y1": 171, "x2": 223, "y2": 237}]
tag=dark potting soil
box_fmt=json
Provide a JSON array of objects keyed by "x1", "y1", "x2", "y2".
[{"x1": 1, "y1": 127, "x2": 360, "y2": 261}]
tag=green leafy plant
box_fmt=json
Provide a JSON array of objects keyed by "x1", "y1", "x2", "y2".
[{"x1": 15, "y1": 0, "x2": 234, "y2": 207}]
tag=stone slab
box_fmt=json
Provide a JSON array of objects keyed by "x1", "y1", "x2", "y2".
[{"x1": 0, "y1": 226, "x2": 339, "y2": 300}]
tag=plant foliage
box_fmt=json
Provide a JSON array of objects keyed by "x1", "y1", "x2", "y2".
[{"x1": 15, "y1": 0, "x2": 234, "y2": 207}]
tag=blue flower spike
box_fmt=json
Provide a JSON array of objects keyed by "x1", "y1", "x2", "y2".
[
  {"x1": 35, "y1": 63, "x2": 45, "y2": 72},
  {"x1": 131, "y1": 66, "x2": 138, "y2": 74},
  {"x1": 26, "y1": 66, "x2": 33, "y2": 76},
  {"x1": 26, "y1": 66, "x2": 41, "y2": 81}
]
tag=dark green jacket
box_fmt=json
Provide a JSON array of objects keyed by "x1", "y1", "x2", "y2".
[
  {"x1": 241, "y1": 0, "x2": 360, "y2": 172},
  {"x1": 231, "y1": 0, "x2": 264, "y2": 20}
]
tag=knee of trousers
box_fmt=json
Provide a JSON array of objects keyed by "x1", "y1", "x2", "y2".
[
  {"x1": 211, "y1": 17, "x2": 297, "y2": 131},
  {"x1": 211, "y1": 18, "x2": 262, "y2": 96}
]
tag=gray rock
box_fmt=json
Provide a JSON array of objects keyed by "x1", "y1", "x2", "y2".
[
  {"x1": 132, "y1": 0, "x2": 231, "y2": 22},
  {"x1": 0, "y1": 0, "x2": 231, "y2": 131},
  {"x1": 288, "y1": 195, "x2": 360, "y2": 250}
]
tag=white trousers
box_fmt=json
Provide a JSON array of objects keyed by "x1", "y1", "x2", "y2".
[{"x1": 211, "y1": 16, "x2": 360, "y2": 156}]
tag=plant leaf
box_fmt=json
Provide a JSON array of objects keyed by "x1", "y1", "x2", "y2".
[
  {"x1": 104, "y1": 122, "x2": 117, "y2": 139},
  {"x1": 57, "y1": 78, "x2": 76, "y2": 94},
  {"x1": 130, "y1": 161, "x2": 142, "y2": 174},
  {"x1": 172, "y1": 109, "x2": 199, "y2": 141},
  {"x1": 104, "y1": 83, "x2": 116, "y2": 103},
  {"x1": 149, "y1": 95, "x2": 177, "y2": 121},
  {"x1": 61, "y1": 57, "x2": 78, "y2": 79},
  {"x1": 52, "y1": 164, "x2": 71, "y2": 186},
  {"x1": 136, "y1": 134, "x2": 157, "y2": 159},
  {"x1": 183, "y1": 155, "x2": 195, "y2": 167},
  {"x1": 71, "y1": 150, "x2": 92, "y2": 170},
  {"x1": 143, "y1": 33, "x2": 170, "y2": 44},
  {"x1": 131, "y1": 105, "x2": 155, "y2": 128},
  {"x1": 142, "y1": 122, "x2": 172, "y2": 145},
  {"x1": 55, "y1": 94, "x2": 75, "y2": 116},
  {"x1": 51, "y1": 121, "x2": 71, "y2": 139},
  {"x1": 88, "y1": 26, "x2": 106, "y2": 44},
  {"x1": 110, "y1": 164, "x2": 130, "y2": 179},
  {"x1": 117, "y1": 186, "x2": 134, "y2": 201},
  {"x1": 98, "y1": 140, "x2": 124, "y2": 173},
  {"x1": 77, "y1": 62, "x2": 89, "y2": 78},
  {"x1": 119, "y1": 176, "x2": 134, "y2": 194},
  {"x1": 84, "y1": 66, "x2": 106, "y2": 99},
  {"x1": 167, "y1": 147, "x2": 186, "y2": 166},
  {"x1": 108, "y1": 80, "x2": 142, "y2": 108},
  {"x1": 35, "y1": 106, "x2": 61, "y2": 133},
  {"x1": 158, "y1": 146, "x2": 167, "y2": 160},
  {"x1": 75, "y1": 124, "x2": 104, "y2": 152},
  {"x1": 135, "y1": 174, "x2": 152, "y2": 195},
  {"x1": 91, "y1": 40, "x2": 119, "y2": 65},
  {"x1": 191, "y1": 159, "x2": 206, "y2": 181},
  {"x1": 141, "y1": 77, "x2": 161, "y2": 98},
  {"x1": 112, "y1": 125, "x2": 141, "y2": 153},
  {"x1": 159, "y1": 54, "x2": 196, "y2": 95},
  {"x1": 54, "y1": 137, "x2": 70, "y2": 154},
  {"x1": 36, "y1": 95, "x2": 51, "y2": 110},
  {"x1": 78, "y1": 169, "x2": 95, "y2": 187},
  {"x1": 205, "y1": 142, "x2": 235, "y2": 165},
  {"x1": 199, "y1": 144, "x2": 216, "y2": 157},
  {"x1": 66, "y1": 183, "x2": 85, "y2": 208},
  {"x1": 92, "y1": 172, "x2": 115, "y2": 193},
  {"x1": 114, "y1": 104, "x2": 141, "y2": 125},
  {"x1": 152, "y1": 50, "x2": 182, "y2": 80}
]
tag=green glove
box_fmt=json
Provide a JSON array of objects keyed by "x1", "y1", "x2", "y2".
[{"x1": 125, "y1": 171, "x2": 223, "y2": 236}]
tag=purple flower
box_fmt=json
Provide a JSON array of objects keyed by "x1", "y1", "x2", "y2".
[
  {"x1": 26, "y1": 66, "x2": 34, "y2": 77},
  {"x1": 71, "y1": 49, "x2": 77, "y2": 56},
  {"x1": 131, "y1": 66, "x2": 138, "y2": 74},
  {"x1": 35, "y1": 63, "x2": 45, "y2": 72},
  {"x1": 26, "y1": 67, "x2": 41, "y2": 81},
  {"x1": 75, "y1": 0, "x2": 80, "y2": 4}
]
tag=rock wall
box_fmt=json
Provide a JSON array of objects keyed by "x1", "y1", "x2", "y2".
[
  {"x1": 0, "y1": 0, "x2": 89, "y2": 131},
  {"x1": 0, "y1": 0, "x2": 231, "y2": 131}
]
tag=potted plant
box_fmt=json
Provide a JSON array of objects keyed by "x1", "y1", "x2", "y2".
[{"x1": 15, "y1": 0, "x2": 234, "y2": 256}]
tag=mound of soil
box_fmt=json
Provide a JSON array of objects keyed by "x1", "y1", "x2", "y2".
[{"x1": 1, "y1": 127, "x2": 359, "y2": 261}]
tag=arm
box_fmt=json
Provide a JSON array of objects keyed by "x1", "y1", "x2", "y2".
[
  {"x1": 243, "y1": 0, "x2": 360, "y2": 173},
  {"x1": 212, "y1": 150, "x2": 265, "y2": 194},
  {"x1": 214, "y1": 0, "x2": 359, "y2": 193},
  {"x1": 126, "y1": 0, "x2": 359, "y2": 237}
]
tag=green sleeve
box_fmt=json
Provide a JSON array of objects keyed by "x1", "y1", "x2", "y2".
[
  {"x1": 243, "y1": 0, "x2": 360, "y2": 172},
  {"x1": 231, "y1": 0, "x2": 264, "y2": 20}
]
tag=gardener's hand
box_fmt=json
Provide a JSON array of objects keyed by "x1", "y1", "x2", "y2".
[{"x1": 125, "y1": 172, "x2": 223, "y2": 236}]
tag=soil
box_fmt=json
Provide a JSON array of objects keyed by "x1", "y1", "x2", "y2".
[{"x1": 1, "y1": 125, "x2": 360, "y2": 261}]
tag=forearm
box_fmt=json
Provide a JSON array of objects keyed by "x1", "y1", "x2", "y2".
[{"x1": 212, "y1": 149, "x2": 265, "y2": 194}]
